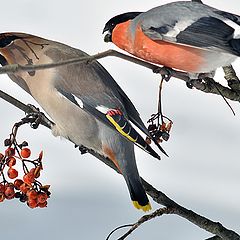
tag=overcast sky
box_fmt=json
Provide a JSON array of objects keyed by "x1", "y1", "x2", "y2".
[{"x1": 0, "y1": 0, "x2": 239, "y2": 239}]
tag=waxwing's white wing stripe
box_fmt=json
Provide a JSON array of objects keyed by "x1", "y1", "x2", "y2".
[
  {"x1": 96, "y1": 105, "x2": 110, "y2": 114},
  {"x1": 57, "y1": 91, "x2": 84, "y2": 109},
  {"x1": 72, "y1": 94, "x2": 84, "y2": 109},
  {"x1": 224, "y1": 20, "x2": 240, "y2": 39}
]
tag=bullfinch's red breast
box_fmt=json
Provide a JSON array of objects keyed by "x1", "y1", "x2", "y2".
[{"x1": 103, "y1": 1, "x2": 240, "y2": 73}]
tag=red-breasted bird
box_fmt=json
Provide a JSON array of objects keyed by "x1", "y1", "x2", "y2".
[
  {"x1": 0, "y1": 32, "x2": 167, "y2": 211},
  {"x1": 103, "y1": 1, "x2": 240, "y2": 74}
]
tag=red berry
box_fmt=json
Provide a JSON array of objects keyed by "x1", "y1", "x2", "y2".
[
  {"x1": 5, "y1": 147, "x2": 15, "y2": 157},
  {"x1": 27, "y1": 189, "x2": 38, "y2": 200},
  {"x1": 37, "y1": 192, "x2": 48, "y2": 204},
  {"x1": 21, "y1": 148, "x2": 31, "y2": 158},
  {"x1": 14, "y1": 179, "x2": 24, "y2": 190},
  {"x1": 7, "y1": 168, "x2": 18, "y2": 179},
  {"x1": 6, "y1": 157, "x2": 16, "y2": 167},
  {"x1": 38, "y1": 201, "x2": 47, "y2": 208},
  {"x1": 5, "y1": 186, "x2": 15, "y2": 199},
  {"x1": 29, "y1": 168, "x2": 36, "y2": 177},
  {"x1": 19, "y1": 183, "x2": 30, "y2": 194},
  {"x1": 27, "y1": 198, "x2": 38, "y2": 209},
  {"x1": 0, "y1": 193, "x2": 5, "y2": 202},
  {"x1": 0, "y1": 153, "x2": 4, "y2": 160},
  {"x1": 0, "y1": 183, "x2": 5, "y2": 193},
  {"x1": 23, "y1": 173, "x2": 34, "y2": 185}
]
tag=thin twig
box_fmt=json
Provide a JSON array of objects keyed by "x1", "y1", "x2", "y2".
[
  {"x1": 0, "y1": 49, "x2": 239, "y2": 103},
  {"x1": 142, "y1": 179, "x2": 240, "y2": 240},
  {"x1": 106, "y1": 224, "x2": 134, "y2": 240},
  {"x1": 115, "y1": 208, "x2": 172, "y2": 240}
]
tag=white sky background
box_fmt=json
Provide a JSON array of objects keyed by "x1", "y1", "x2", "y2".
[{"x1": 0, "y1": 0, "x2": 239, "y2": 239}]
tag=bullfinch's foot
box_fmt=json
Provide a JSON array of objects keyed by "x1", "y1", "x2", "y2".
[{"x1": 153, "y1": 66, "x2": 172, "y2": 81}]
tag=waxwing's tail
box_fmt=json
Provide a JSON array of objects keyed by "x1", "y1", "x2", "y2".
[{"x1": 125, "y1": 176, "x2": 151, "y2": 212}]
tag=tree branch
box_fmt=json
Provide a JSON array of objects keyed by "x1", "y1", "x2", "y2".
[
  {"x1": 0, "y1": 91, "x2": 239, "y2": 240},
  {"x1": 223, "y1": 65, "x2": 240, "y2": 91},
  {"x1": 0, "y1": 49, "x2": 239, "y2": 102},
  {"x1": 107, "y1": 207, "x2": 172, "y2": 240}
]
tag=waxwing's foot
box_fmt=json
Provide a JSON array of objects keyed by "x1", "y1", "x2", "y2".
[
  {"x1": 78, "y1": 145, "x2": 88, "y2": 155},
  {"x1": 74, "y1": 144, "x2": 88, "y2": 155},
  {"x1": 153, "y1": 66, "x2": 172, "y2": 81},
  {"x1": 24, "y1": 104, "x2": 53, "y2": 129}
]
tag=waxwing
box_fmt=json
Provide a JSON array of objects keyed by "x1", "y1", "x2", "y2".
[{"x1": 0, "y1": 32, "x2": 167, "y2": 211}]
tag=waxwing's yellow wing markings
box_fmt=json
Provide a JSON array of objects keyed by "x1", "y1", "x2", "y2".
[{"x1": 106, "y1": 114, "x2": 137, "y2": 142}]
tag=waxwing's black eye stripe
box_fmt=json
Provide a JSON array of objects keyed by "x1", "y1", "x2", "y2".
[
  {"x1": 0, "y1": 54, "x2": 7, "y2": 66},
  {"x1": 0, "y1": 35, "x2": 21, "y2": 66},
  {"x1": 0, "y1": 35, "x2": 21, "y2": 48}
]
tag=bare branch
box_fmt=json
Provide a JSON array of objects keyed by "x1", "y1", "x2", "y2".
[
  {"x1": 0, "y1": 49, "x2": 239, "y2": 103},
  {"x1": 142, "y1": 180, "x2": 240, "y2": 240},
  {"x1": 223, "y1": 65, "x2": 240, "y2": 91},
  {"x1": 0, "y1": 90, "x2": 54, "y2": 129},
  {"x1": 110, "y1": 208, "x2": 172, "y2": 240}
]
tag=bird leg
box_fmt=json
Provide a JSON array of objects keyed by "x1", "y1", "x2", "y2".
[
  {"x1": 23, "y1": 104, "x2": 51, "y2": 129},
  {"x1": 74, "y1": 144, "x2": 89, "y2": 155},
  {"x1": 152, "y1": 66, "x2": 173, "y2": 82}
]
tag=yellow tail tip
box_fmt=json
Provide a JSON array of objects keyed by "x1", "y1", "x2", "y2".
[{"x1": 132, "y1": 201, "x2": 152, "y2": 212}]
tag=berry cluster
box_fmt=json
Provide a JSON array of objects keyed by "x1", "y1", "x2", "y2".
[
  {"x1": 146, "y1": 115, "x2": 173, "y2": 144},
  {"x1": 0, "y1": 123, "x2": 50, "y2": 209}
]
